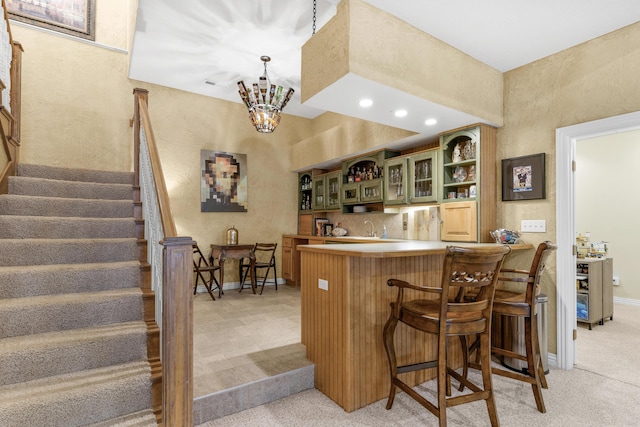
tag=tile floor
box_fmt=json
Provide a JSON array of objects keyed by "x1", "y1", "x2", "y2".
[{"x1": 193, "y1": 283, "x2": 311, "y2": 398}]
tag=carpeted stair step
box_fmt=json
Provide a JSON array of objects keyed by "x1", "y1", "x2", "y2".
[
  {"x1": 0, "y1": 261, "x2": 141, "y2": 299},
  {"x1": 0, "y1": 288, "x2": 144, "y2": 339},
  {"x1": 9, "y1": 176, "x2": 134, "y2": 200},
  {"x1": 0, "y1": 215, "x2": 136, "y2": 239},
  {"x1": 0, "y1": 238, "x2": 139, "y2": 266},
  {"x1": 18, "y1": 163, "x2": 134, "y2": 185},
  {"x1": 0, "y1": 321, "x2": 149, "y2": 386},
  {"x1": 0, "y1": 194, "x2": 135, "y2": 218},
  {"x1": 0, "y1": 361, "x2": 152, "y2": 426},
  {"x1": 87, "y1": 409, "x2": 158, "y2": 427}
]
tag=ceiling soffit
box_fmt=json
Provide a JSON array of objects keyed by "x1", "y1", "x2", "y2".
[{"x1": 301, "y1": 0, "x2": 503, "y2": 137}]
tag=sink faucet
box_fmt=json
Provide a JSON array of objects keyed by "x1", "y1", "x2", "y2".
[{"x1": 364, "y1": 220, "x2": 375, "y2": 237}]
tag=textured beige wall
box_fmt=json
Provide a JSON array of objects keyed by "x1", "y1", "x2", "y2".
[
  {"x1": 501, "y1": 21, "x2": 640, "y2": 352},
  {"x1": 12, "y1": 0, "x2": 134, "y2": 172}
]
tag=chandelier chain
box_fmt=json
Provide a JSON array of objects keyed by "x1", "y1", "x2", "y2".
[{"x1": 312, "y1": 0, "x2": 317, "y2": 35}]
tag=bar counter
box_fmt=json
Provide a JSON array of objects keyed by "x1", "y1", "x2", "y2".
[{"x1": 298, "y1": 241, "x2": 532, "y2": 412}]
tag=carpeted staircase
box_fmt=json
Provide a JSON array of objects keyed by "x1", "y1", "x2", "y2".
[{"x1": 0, "y1": 164, "x2": 158, "y2": 426}]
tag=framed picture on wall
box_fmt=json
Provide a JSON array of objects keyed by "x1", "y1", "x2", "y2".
[
  {"x1": 201, "y1": 150, "x2": 248, "y2": 212},
  {"x1": 6, "y1": 0, "x2": 96, "y2": 40},
  {"x1": 315, "y1": 218, "x2": 329, "y2": 236},
  {"x1": 502, "y1": 153, "x2": 546, "y2": 201}
]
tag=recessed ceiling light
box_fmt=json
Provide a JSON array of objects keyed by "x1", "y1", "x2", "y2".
[
  {"x1": 394, "y1": 110, "x2": 408, "y2": 117},
  {"x1": 425, "y1": 118, "x2": 437, "y2": 126},
  {"x1": 359, "y1": 99, "x2": 373, "y2": 107}
]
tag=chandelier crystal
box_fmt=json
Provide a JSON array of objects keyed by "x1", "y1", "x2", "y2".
[{"x1": 237, "y1": 56, "x2": 294, "y2": 133}]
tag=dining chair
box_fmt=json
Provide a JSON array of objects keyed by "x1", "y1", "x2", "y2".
[
  {"x1": 193, "y1": 243, "x2": 221, "y2": 301},
  {"x1": 240, "y1": 243, "x2": 278, "y2": 295},
  {"x1": 383, "y1": 245, "x2": 510, "y2": 427}
]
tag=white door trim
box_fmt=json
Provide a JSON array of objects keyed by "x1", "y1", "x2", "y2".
[{"x1": 555, "y1": 111, "x2": 640, "y2": 369}]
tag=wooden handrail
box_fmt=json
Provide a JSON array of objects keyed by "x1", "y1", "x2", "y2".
[
  {"x1": 132, "y1": 88, "x2": 193, "y2": 426},
  {"x1": 133, "y1": 88, "x2": 177, "y2": 237}
]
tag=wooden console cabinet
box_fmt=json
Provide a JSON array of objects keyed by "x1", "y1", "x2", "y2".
[{"x1": 576, "y1": 258, "x2": 613, "y2": 329}]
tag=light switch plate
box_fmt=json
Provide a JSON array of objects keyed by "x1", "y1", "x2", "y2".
[
  {"x1": 318, "y1": 279, "x2": 328, "y2": 291},
  {"x1": 521, "y1": 219, "x2": 546, "y2": 233}
]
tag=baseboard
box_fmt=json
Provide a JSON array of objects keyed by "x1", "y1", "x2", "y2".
[
  {"x1": 195, "y1": 278, "x2": 286, "y2": 293},
  {"x1": 614, "y1": 296, "x2": 640, "y2": 307},
  {"x1": 548, "y1": 352, "x2": 557, "y2": 368}
]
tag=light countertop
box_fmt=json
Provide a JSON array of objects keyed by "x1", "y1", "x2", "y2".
[{"x1": 296, "y1": 240, "x2": 533, "y2": 258}]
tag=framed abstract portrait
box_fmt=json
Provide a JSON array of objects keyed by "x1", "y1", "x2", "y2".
[
  {"x1": 501, "y1": 153, "x2": 546, "y2": 201},
  {"x1": 201, "y1": 150, "x2": 248, "y2": 212}
]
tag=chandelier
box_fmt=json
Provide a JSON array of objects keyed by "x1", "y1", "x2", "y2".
[{"x1": 237, "y1": 56, "x2": 294, "y2": 133}]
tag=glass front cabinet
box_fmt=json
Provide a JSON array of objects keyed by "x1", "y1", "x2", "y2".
[
  {"x1": 383, "y1": 156, "x2": 408, "y2": 205},
  {"x1": 312, "y1": 175, "x2": 325, "y2": 210},
  {"x1": 313, "y1": 170, "x2": 341, "y2": 211},
  {"x1": 409, "y1": 151, "x2": 438, "y2": 204},
  {"x1": 384, "y1": 150, "x2": 438, "y2": 206},
  {"x1": 325, "y1": 171, "x2": 341, "y2": 210},
  {"x1": 341, "y1": 182, "x2": 360, "y2": 204}
]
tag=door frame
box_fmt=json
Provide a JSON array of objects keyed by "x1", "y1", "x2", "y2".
[{"x1": 555, "y1": 111, "x2": 640, "y2": 369}]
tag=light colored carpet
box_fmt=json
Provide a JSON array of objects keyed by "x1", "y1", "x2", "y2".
[
  {"x1": 576, "y1": 302, "x2": 640, "y2": 387},
  {"x1": 198, "y1": 303, "x2": 640, "y2": 426}
]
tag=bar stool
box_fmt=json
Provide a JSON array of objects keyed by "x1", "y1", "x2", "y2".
[
  {"x1": 383, "y1": 245, "x2": 510, "y2": 427},
  {"x1": 466, "y1": 241, "x2": 556, "y2": 413}
]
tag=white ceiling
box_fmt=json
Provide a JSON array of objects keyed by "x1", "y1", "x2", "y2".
[{"x1": 129, "y1": 0, "x2": 640, "y2": 139}]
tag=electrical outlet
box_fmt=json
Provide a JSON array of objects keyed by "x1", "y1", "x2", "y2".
[
  {"x1": 318, "y1": 279, "x2": 328, "y2": 291},
  {"x1": 521, "y1": 219, "x2": 546, "y2": 233}
]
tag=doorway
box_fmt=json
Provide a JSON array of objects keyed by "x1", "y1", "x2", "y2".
[{"x1": 555, "y1": 110, "x2": 640, "y2": 369}]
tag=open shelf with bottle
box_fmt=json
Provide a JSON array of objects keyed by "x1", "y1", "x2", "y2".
[{"x1": 299, "y1": 172, "x2": 313, "y2": 213}]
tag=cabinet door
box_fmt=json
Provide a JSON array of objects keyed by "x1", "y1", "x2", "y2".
[
  {"x1": 312, "y1": 177, "x2": 325, "y2": 210},
  {"x1": 441, "y1": 200, "x2": 477, "y2": 242},
  {"x1": 325, "y1": 171, "x2": 342, "y2": 210},
  {"x1": 341, "y1": 181, "x2": 359, "y2": 204},
  {"x1": 384, "y1": 157, "x2": 408, "y2": 205},
  {"x1": 360, "y1": 179, "x2": 383, "y2": 203},
  {"x1": 409, "y1": 151, "x2": 438, "y2": 203},
  {"x1": 282, "y1": 243, "x2": 293, "y2": 282},
  {"x1": 602, "y1": 258, "x2": 614, "y2": 321}
]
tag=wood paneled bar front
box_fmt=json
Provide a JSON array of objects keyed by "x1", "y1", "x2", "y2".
[{"x1": 298, "y1": 241, "x2": 532, "y2": 412}]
